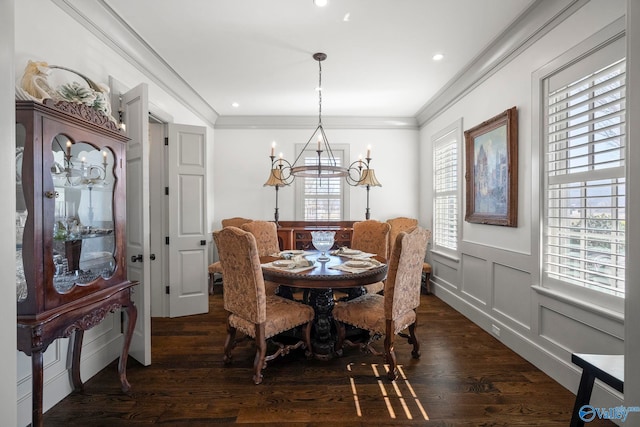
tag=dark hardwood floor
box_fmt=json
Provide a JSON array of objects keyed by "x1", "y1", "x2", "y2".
[{"x1": 43, "y1": 291, "x2": 615, "y2": 426}]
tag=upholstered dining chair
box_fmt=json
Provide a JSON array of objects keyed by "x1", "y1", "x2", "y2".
[
  {"x1": 333, "y1": 226, "x2": 429, "y2": 380},
  {"x1": 241, "y1": 220, "x2": 282, "y2": 294},
  {"x1": 208, "y1": 217, "x2": 253, "y2": 294},
  {"x1": 387, "y1": 217, "x2": 433, "y2": 295},
  {"x1": 213, "y1": 226, "x2": 314, "y2": 385},
  {"x1": 351, "y1": 219, "x2": 391, "y2": 294}
]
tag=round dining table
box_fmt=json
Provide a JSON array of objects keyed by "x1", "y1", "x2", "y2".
[{"x1": 261, "y1": 251, "x2": 387, "y2": 360}]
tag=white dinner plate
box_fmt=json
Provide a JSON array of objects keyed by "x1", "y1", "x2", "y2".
[
  {"x1": 344, "y1": 260, "x2": 371, "y2": 268},
  {"x1": 273, "y1": 260, "x2": 296, "y2": 268},
  {"x1": 341, "y1": 249, "x2": 361, "y2": 255}
]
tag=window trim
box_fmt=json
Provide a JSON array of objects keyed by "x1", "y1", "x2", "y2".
[
  {"x1": 432, "y1": 118, "x2": 463, "y2": 256},
  {"x1": 294, "y1": 143, "x2": 351, "y2": 221},
  {"x1": 532, "y1": 17, "x2": 625, "y2": 313}
]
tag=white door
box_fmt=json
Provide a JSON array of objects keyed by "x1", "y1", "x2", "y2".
[
  {"x1": 123, "y1": 84, "x2": 151, "y2": 365},
  {"x1": 167, "y1": 124, "x2": 209, "y2": 317}
]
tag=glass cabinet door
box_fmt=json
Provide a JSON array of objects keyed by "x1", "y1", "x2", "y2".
[
  {"x1": 50, "y1": 136, "x2": 116, "y2": 293},
  {"x1": 16, "y1": 123, "x2": 27, "y2": 302}
]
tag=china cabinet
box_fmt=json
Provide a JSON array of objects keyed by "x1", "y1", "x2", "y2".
[{"x1": 15, "y1": 100, "x2": 138, "y2": 427}]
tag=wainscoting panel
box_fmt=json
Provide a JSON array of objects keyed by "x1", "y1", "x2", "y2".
[
  {"x1": 539, "y1": 305, "x2": 624, "y2": 355},
  {"x1": 461, "y1": 254, "x2": 489, "y2": 306},
  {"x1": 492, "y1": 263, "x2": 532, "y2": 330},
  {"x1": 432, "y1": 257, "x2": 459, "y2": 290}
]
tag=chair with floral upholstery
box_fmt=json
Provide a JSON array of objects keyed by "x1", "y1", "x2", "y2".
[
  {"x1": 332, "y1": 226, "x2": 429, "y2": 380},
  {"x1": 387, "y1": 217, "x2": 433, "y2": 294},
  {"x1": 208, "y1": 217, "x2": 253, "y2": 294},
  {"x1": 241, "y1": 220, "x2": 282, "y2": 294},
  {"x1": 213, "y1": 226, "x2": 314, "y2": 384},
  {"x1": 351, "y1": 219, "x2": 391, "y2": 294}
]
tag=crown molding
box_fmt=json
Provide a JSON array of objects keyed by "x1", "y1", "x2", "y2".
[
  {"x1": 51, "y1": 0, "x2": 218, "y2": 128},
  {"x1": 415, "y1": 0, "x2": 590, "y2": 128},
  {"x1": 214, "y1": 115, "x2": 418, "y2": 130}
]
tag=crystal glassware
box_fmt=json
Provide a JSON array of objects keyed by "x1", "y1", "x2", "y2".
[{"x1": 311, "y1": 230, "x2": 335, "y2": 261}]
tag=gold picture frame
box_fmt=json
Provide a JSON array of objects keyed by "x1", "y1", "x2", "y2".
[{"x1": 464, "y1": 106, "x2": 518, "y2": 227}]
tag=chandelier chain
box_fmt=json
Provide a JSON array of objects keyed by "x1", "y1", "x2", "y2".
[{"x1": 318, "y1": 58, "x2": 322, "y2": 125}]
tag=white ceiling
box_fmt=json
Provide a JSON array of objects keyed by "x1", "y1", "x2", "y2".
[{"x1": 102, "y1": 0, "x2": 534, "y2": 118}]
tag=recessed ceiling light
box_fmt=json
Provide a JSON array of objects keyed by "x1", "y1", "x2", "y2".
[
  {"x1": 314, "y1": 0, "x2": 328, "y2": 7},
  {"x1": 343, "y1": 13, "x2": 350, "y2": 22},
  {"x1": 232, "y1": 102, "x2": 239, "y2": 108},
  {"x1": 432, "y1": 53, "x2": 444, "y2": 61}
]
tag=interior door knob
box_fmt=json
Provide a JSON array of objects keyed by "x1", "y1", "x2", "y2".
[
  {"x1": 131, "y1": 254, "x2": 143, "y2": 263},
  {"x1": 150, "y1": 254, "x2": 156, "y2": 261}
]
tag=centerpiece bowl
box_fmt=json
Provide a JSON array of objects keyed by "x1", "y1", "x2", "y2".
[{"x1": 311, "y1": 231, "x2": 335, "y2": 261}]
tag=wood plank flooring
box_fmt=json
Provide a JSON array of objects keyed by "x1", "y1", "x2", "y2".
[{"x1": 43, "y1": 292, "x2": 615, "y2": 426}]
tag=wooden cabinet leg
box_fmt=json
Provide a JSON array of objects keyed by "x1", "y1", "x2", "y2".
[
  {"x1": 70, "y1": 329, "x2": 85, "y2": 391},
  {"x1": 31, "y1": 349, "x2": 44, "y2": 427},
  {"x1": 119, "y1": 303, "x2": 137, "y2": 392}
]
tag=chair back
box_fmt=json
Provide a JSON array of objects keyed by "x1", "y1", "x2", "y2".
[
  {"x1": 351, "y1": 220, "x2": 391, "y2": 261},
  {"x1": 241, "y1": 220, "x2": 280, "y2": 256},
  {"x1": 386, "y1": 217, "x2": 418, "y2": 255},
  {"x1": 384, "y1": 227, "x2": 430, "y2": 321},
  {"x1": 213, "y1": 227, "x2": 266, "y2": 324},
  {"x1": 221, "y1": 217, "x2": 253, "y2": 228}
]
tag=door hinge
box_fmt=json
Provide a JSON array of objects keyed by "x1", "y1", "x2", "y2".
[
  {"x1": 165, "y1": 236, "x2": 170, "y2": 245},
  {"x1": 165, "y1": 285, "x2": 170, "y2": 295},
  {"x1": 164, "y1": 137, "x2": 169, "y2": 146},
  {"x1": 165, "y1": 187, "x2": 169, "y2": 195}
]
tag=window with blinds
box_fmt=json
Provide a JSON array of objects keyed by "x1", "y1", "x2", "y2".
[
  {"x1": 544, "y1": 56, "x2": 626, "y2": 297},
  {"x1": 302, "y1": 155, "x2": 343, "y2": 221},
  {"x1": 433, "y1": 125, "x2": 460, "y2": 252}
]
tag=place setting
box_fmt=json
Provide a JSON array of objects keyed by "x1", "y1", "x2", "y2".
[
  {"x1": 262, "y1": 252, "x2": 316, "y2": 273},
  {"x1": 330, "y1": 257, "x2": 383, "y2": 274},
  {"x1": 331, "y1": 247, "x2": 377, "y2": 260}
]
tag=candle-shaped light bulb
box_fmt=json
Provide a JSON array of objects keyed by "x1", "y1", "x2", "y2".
[
  {"x1": 358, "y1": 154, "x2": 363, "y2": 167},
  {"x1": 103, "y1": 150, "x2": 107, "y2": 158},
  {"x1": 66, "y1": 141, "x2": 72, "y2": 156},
  {"x1": 271, "y1": 141, "x2": 275, "y2": 157},
  {"x1": 279, "y1": 152, "x2": 283, "y2": 166},
  {"x1": 317, "y1": 137, "x2": 322, "y2": 151},
  {"x1": 367, "y1": 145, "x2": 371, "y2": 159}
]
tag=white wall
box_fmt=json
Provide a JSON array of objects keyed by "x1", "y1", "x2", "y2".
[
  {"x1": 1, "y1": 0, "x2": 18, "y2": 425},
  {"x1": 213, "y1": 125, "x2": 419, "y2": 228},
  {"x1": 420, "y1": 0, "x2": 627, "y2": 413},
  {"x1": 625, "y1": 0, "x2": 640, "y2": 417},
  {"x1": 13, "y1": 1, "x2": 214, "y2": 425}
]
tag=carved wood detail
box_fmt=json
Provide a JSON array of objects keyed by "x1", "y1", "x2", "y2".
[
  {"x1": 62, "y1": 302, "x2": 123, "y2": 338},
  {"x1": 44, "y1": 99, "x2": 122, "y2": 132}
]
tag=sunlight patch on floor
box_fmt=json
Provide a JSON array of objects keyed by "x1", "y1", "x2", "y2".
[{"x1": 347, "y1": 363, "x2": 429, "y2": 421}]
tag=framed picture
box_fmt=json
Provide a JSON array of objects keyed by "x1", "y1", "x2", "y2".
[{"x1": 464, "y1": 106, "x2": 518, "y2": 227}]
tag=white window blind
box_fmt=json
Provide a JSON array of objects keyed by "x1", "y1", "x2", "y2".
[
  {"x1": 433, "y1": 129, "x2": 459, "y2": 252},
  {"x1": 302, "y1": 155, "x2": 343, "y2": 221},
  {"x1": 544, "y1": 57, "x2": 626, "y2": 297}
]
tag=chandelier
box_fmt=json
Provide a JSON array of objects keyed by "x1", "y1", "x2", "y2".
[
  {"x1": 266, "y1": 52, "x2": 377, "y2": 184},
  {"x1": 264, "y1": 52, "x2": 381, "y2": 222}
]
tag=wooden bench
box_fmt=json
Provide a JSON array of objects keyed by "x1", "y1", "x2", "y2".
[{"x1": 570, "y1": 353, "x2": 624, "y2": 427}]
